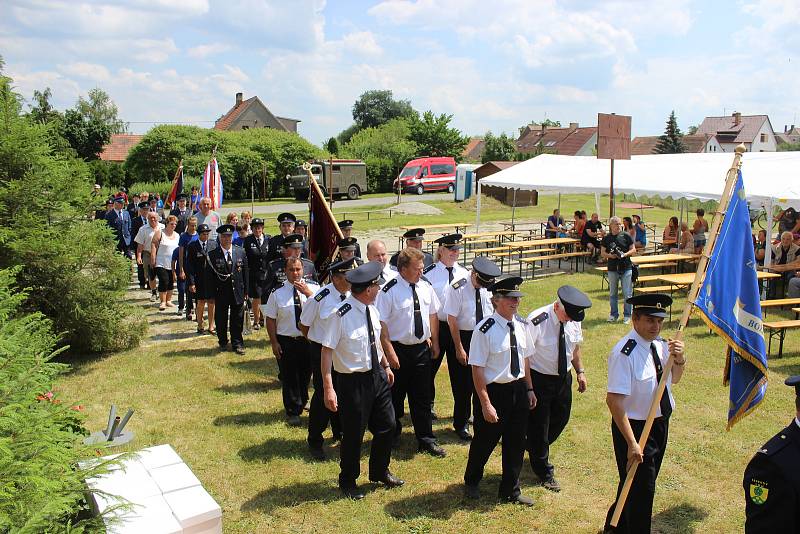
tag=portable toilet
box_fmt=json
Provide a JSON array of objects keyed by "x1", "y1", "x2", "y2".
[{"x1": 455, "y1": 164, "x2": 480, "y2": 202}]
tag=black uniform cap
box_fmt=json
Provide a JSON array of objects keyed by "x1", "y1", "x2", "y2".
[
  {"x1": 105, "y1": 199, "x2": 114, "y2": 205},
  {"x1": 338, "y1": 219, "x2": 354, "y2": 230},
  {"x1": 251, "y1": 218, "x2": 265, "y2": 227},
  {"x1": 490, "y1": 275, "x2": 524, "y2": 297},
  {"x1": 282, "y1": 233, "x2": 304, "y2": 248},
  {"x1": 277, "y1": 212, "x2": 296, "y2": 223},
  {"x1": 113, "y1": 196, "x2": 125, "y2": 203},
  {"x1": 296, "y1": 219, "x2": 307, "y2": 227},
  {"x1": 434, "y1": 233, "x2": 463, "y2": 249},
  {"x1": 626, "y1": 293, "x2": 672, "y2": 318},
  {"x1": 137, "y1": 201, "x2": 149, "y2": 209},
  {"x1": 217, "y1": 224, "x2": 235, "y2": 235},
  {"x1": 338, "y1": 237, "x2": 358, "y2": 251},
  {"x1": 403, "y1": 228, "x2": 425, "y2": 240},
  {"x1": 785, "y1": 375, "x2": 800, "y2": 397},
  {"x1": 330, "y1": 257, "x2": 359, "y2": 274},
  {"x1": 197, "y1": 224, "x2": 211, "y2": 233},
  {"x1": 557, "y1": 285, "x2": 592, "y2": 322},
  {"x1": 176, "y1": 193, "x2": 188, "y2": 201},
  {"x1": 345, "y1": 260, "x2": 383, "y2": 288},
  {"x1": 472, "y1": 257, "x2": 501, "y2": 284}
]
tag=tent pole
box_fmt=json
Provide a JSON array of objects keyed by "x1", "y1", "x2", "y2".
[
  {"x1": 476, "y1": 180, "x2": 482, "y2": 231},
  {"x1": 762, "y1": 197, "x2": 774, "y2": 299},
  {"x1": 511, "y1": 188, "x2": 517, "y2": 227},
  {"x1": 595, "y1": 192, "x2": 601, "y2": 218}
]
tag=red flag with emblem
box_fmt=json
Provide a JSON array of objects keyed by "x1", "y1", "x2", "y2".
[{"x1": 307, "y1": 165, "x2": 343, "y2": 272}]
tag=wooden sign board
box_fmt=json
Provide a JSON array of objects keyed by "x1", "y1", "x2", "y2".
[{"x1": 597, "y1": 113, "x2": 631, "y2": 160}]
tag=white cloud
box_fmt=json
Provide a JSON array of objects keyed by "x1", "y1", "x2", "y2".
[
  {"x1": 57, "y1": 62, "x2": 111, "y2": 82},
  {"x1": 341, "y1": 31, "x2": 383, "y2": 58},
  {"x1": 187, "y1": 42, "x2": 232, "y2": 59},
  {"x1": 131, "y1": 39, "x2": 179, "y2": 64}
]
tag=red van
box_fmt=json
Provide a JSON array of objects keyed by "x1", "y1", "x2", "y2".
[{"x1": 393, "y1": 156, "x2": 457, "y2": 195}]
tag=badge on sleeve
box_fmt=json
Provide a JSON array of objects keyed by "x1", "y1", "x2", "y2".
[
  {"x1": 451, "y1": 278, "x2": 467, "y2": 290},
  {"x1": 749, "y1": 479, "x2": 768, "y2": 505},
  {"x1": 315, "y1": 287, "x2": 330, "y2": 302}
]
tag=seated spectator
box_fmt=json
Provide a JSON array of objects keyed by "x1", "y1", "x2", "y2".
[
  {"x1": 754, "y1": 229, "x2": 767, "y2": 267},
  {"x1": 774, "y1": 207, "x2": 800, "y2": 237},
  {"x1": 623, "y1": 216, "x2": 635, "y2": 242},
  {"x1": 669, "y1": 222, "x2": 694, "y2": 254},
  {"x1": 581, "y1": 212, "x2": 604, "y2": 263},
  {"x1": 788, "y1": 271, "x2": 800, "y2": 298},
  {"x1": 571, "y1": 210, "x2": 586, "y2": 239},
  {"x1": 693, "y1": 208, "x2": 709, "y2": 253},
  {"x1": 546, "y1": 208, "x2": 565, "y2": 239},
  {"x1": 662, "y1": 216, "x2": 679, "y2": 251},
  {"x1": 632, "y1": 214, "x2": 647, "y2": 250},
  {"x1": 769, "y1": 232, "x2": 800, "y2": 290}
]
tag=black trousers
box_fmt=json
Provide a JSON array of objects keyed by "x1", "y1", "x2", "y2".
[
  {"x1": 527, "y1": 370, "x2": 572, "y2": 479},
  {"x1": 136, "y1": 261, "x2": 146, "y2": 288},
  {"x1": 336, "y1": 370, "x2": 395, "y2": 488},
  {"x1": 430, "y1": 320, "x2": 454, "y2": 411},
  {"x1": 464, "y1": 379, "x2": 529, "y2": 498},
  {"x1": 605, "y1": 417, "x2": 670, "y2": 534},
  {"x1": 214, "y1": 289, "x2": 244, "y2": 349},
  {"x1": 276, "y1": 335, "x2": 311, "y2": 416},
  {"x1": 448, "y1": 330, "x2": 475, "y2": 431},
  {"x1": 307, "y1": 341, "x2": 341, "y2": 448},
  {"x1": 391, "y1": 341, "x2": 435, "y2": 446}
]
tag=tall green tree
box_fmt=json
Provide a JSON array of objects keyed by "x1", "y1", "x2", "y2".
[
  {"x1": 77, "y1": 87, "x2": 127, "y2": 134},
  {"x1": 341, "y1": 118, "x2": 417, "y2": 192},
  {"x1": 352, "y1": 89, "x2": 416, "y2": 130},
  {"x1": 325, "y1": 136, "x2": 339, "y2": 155},
  {"x1": 482, "y1": 131, "x2": 517, "y2": 163},
  {"x1": 654, "y1": 110, "x2": 687, "y2": 154},
  {"x1": 407, "y1": 111, "x2": 469, "y2": 158}
]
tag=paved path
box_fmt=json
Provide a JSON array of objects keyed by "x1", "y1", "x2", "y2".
[{"x1": 217, "y1": 192, "x2": 448, "y2": 217}]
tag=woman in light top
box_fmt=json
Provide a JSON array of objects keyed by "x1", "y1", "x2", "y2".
[{"x1": 151, "y1": 215, "x2": 181, "y2": 311}]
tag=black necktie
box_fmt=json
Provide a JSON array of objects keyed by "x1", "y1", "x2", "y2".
[
  {"x1": 508, "y1": 321, "x2": 520, "y2": 377},
  {"x1": 410, "y1": 283, "x2": 424, "y2": 339},
  {"x1": 475, "y1": 287, "x2": 483, "y2": 323},
  {"x1": 202, "y1": 242, "x2": 207, "y2": 253},
  {"x1": 366, "y1": 306, "x2": 380, "y2": 373},
  {"x1": 446, "y1": 266, "x2": 453, "y2": 282},
  {"x1": 293, "y1": 287, "x2": 302, "y2": 329},
  {"x1": 558, "y1": 322, "x2": 568, "y2": 377},
  {"x1": 650, "y1": 343, "x2": 673, "y2": 418}
]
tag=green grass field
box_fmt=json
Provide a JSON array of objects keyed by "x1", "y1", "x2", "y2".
[{"x1": 57, "y1": 268, "x2": 800, "y2": 533}]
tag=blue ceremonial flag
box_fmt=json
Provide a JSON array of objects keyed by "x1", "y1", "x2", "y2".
[{"x1": 694, "y1": 170, "x2": 768, "y2": 429}]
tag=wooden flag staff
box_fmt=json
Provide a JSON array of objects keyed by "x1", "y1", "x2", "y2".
[
  {"x1": 303, "y1": 162, "x2": 343, "y2": 264},
  {"x1": 609, "y1": 144, "x2": 747, "y2": 527}
]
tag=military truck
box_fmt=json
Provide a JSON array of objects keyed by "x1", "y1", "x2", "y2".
[{"x1": 287, "y1": 159, "x2": 368, "y2": 201}]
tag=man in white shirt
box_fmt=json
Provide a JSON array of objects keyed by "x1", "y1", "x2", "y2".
[
  {"x1": 525, "y1": 285, "x2": 592, "y2": 492},
  {"x1": 135, "y1": 211, "x2": 165, "y2": 301},
  {"x1": 604, "y1": 293, "x2": 685, "y2": 533},
  {"x1": 377, "y1": 247, "x2": 444, "y2": 457},
  {"x1": 366, "y1": 239, "x2": 397, "y2": 286}
]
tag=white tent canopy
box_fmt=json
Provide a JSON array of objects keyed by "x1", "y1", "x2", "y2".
[{"x1": 478, "y1": 151, "x2": 800, "y2": 204}]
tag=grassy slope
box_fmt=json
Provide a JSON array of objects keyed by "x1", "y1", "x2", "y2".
[{"x1": 58, "y1": 267, "x2": 799, "y2": 533}]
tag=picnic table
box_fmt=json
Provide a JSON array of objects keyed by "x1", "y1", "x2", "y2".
[
  {"x1": 503, "y1": 237, "x2": 579, "y2": 249},
  {"x1": 657, "y1": 270, "x2": 779, "y2": 289},
  {"x1": 631, "y1": 253, "x2": 699, "y2": 265},
  {"x1": 398, "y1": 223, "x2": 470, "y2": 251}
]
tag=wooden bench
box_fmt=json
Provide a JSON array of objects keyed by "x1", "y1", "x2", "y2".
[
  {"x1": 794, "y1": 307, "x2": 800, "y2": 319},
  {"x1": 763, "y1": 320, "x2": 800, "y2": 357},
  {"x1": 493, "y1": 248, "x2": 556, "y2": 275},
  {"x1": 519, "y1": 251, "x2": 590, "y2": 278},
  {"x1": 595, "y1": 262, "x2": 678, "y2": 290},
  {"x1": 760, "y1": 298, "x2": 800, "y2": 317},
  {"x1": 635, "y1": 285, "x2": 678, "y2": 294},
  {"x1": 636, "y1": 274, "x2": 669, "y2": 285}
]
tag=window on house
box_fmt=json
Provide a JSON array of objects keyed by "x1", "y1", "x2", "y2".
[
  {"x1": 545, "y1": 141, "x2": 556, "y2": 147},
  {"x1": 760, "y1": 133, "x2": 767, "y2": 143}
]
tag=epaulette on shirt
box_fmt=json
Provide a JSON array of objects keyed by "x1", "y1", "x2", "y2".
[
  {"x1": 531, "y1": 311, "x2": 548, "y2": 326},
  {"x1": 757, "y1": 429, "x2": 794, "y2": 457},
  {"x1": 478, "y1": 317, "x2": 495, "y2": 333},
  {"x1": 314, "y1": 287, "x2": 330, "y2": 302},
  {"x1": 515, "y1": 314, "x2": 528, "y2": 324},
  {"x1": 423, "y1": 263, "x2": 436, "y2": 274},
  {"x1": 337, "y1": 303, "x2": 352, "y2": 317},
  {"x1": 382, "y1": 278, "x2": 398, "y2": 293},
  {"x1": 451, "y1": 278, "x2": 467, "y2": 290},
  {"x1": 621, "y1": 339, "x2": 637, "y2": 356}
]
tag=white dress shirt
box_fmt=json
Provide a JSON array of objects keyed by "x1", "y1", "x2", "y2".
[
  {"x1": 263, "y1": 280, "x2": 319, "y2": 337},
  {"x1": 607, "y1": 329, "x2": 675, "y2": 420},
  {"x1": 300, "y1": 283, "x2": 350, "y2": 344},
  {"x1": 526, "y1": 303, "x2": 583, "y2": 375},
  {"x1": 319, "y1": 296, "x2": 383, "y2": 374},
  {"x1": 376, "y1": 274, "x2": 440, "y2": 344},
  {"x1": 443, "y1": 273, "x2": 493, "y2": 330},
  {"x1": 469, "y1": 312, "x2": 535, "y2": 384},
  {"x1": 426, "y1": 261, "x2": 469, "y2": 321}
]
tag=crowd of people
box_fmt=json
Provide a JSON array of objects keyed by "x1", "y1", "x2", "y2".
[{"x1": 97, "y1": 188, "x2": 799, "y2": 532}]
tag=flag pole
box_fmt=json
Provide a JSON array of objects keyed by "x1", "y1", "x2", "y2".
[
  {"x1": 609, "y1": 143, "x2": 746, "y2": 527},
  {"x1": 303, "y1": 162, "x2": 343, "y2": 266}
]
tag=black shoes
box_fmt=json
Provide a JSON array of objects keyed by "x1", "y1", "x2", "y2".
[
  {"x1": 430, "y1": 411, "x2": 439, "y2": 421},
  {"x1": 541, "y1": 476, "x2": 561, "y2": 492},
  {"x1": 234, "y1": 346, "x2": 246, "y2": 355},
  {"x1": 340, "y1": 485, "x2": 365, "y2": 500},
  {"x1": 455, "y1": 427, "x2": 472, "y2": 441},
  {"x1": 370, "y1": 471, "x2": 404, "y2": 488},
  {"x1": 419, "y1": 442, "x2": 446, "y2": 457},
  {"x1": 464, "y1": 484, "x2": 480, "y2": 500},
  {"x1": 287, "y1": 415, "x2": 302, "y2": 427},
  {"x1": 309, "y1": 446, "x2": 326, "y2": 461},
  {"x1": 505, "y1": 493, "x2": 534, "y2": 506}
]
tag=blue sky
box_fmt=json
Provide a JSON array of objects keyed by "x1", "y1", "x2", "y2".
[{"x1": 2, "y1": 0, "x2": 799, "y2": 146}]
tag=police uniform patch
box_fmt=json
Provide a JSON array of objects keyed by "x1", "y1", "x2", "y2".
[
  {"x1": 749, "y1": 479, "x2": 769, "y2": 505},
  {"x1": 531, "y1": 312, "x2": 548, "y2": 326},
  {"x1": 314, "y1": 287, "x2": 330, "y2": 302},
  {"x1": 423, "y1": 263, "x2": 435, "y2": 274},
  {"x1": 479, "y1": 317, "x2": 495, "y2": 333},
  {"x1": 621, "y1": 339, "x2": 637, "y2": 356},
  {"x1": 451, "y1": 278, "x2": 467, "y2": 290},
  {"x1": 382, "y1": 278, "x2": 398, "y2": 293},
  {"x1": 337, "y1": 303, "x2": 352, "y2": 317}
]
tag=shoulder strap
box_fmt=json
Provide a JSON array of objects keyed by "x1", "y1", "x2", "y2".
[
  {"x1": 621, "y1": 339, "x2": 637, "y2": 356},
  {"x1": 478, "y1": 317, "x2": 495, "y2": 333}
]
